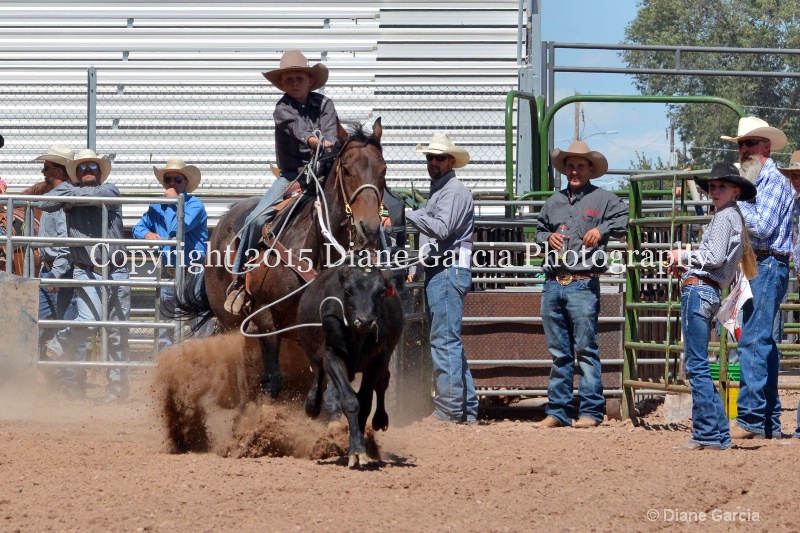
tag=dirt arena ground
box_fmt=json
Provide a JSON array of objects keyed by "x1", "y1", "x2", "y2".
[{"x1": 1, "y1": 368, "x2": 799, "y2": 533}]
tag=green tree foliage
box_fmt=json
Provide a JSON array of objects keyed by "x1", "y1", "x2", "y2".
[
  {"x1": 619, "y1": 151, "x2": 669, "y2": 189},
  {"x1": 622, "y1": 0, "x2": 800, "y2": 167}
]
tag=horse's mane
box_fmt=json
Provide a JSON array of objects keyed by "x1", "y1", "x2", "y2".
[{"x1": 341, "y1": 123, "x2": 382, "y2": 153}]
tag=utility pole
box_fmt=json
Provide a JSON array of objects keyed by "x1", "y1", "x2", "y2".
[{"x1": 574, "y1": 92, "x2": 581, "y2": 141}]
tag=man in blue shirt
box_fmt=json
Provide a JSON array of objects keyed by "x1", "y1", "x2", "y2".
[{"x1": 133, "y1": 158, "x2": 208, "y2": 348}]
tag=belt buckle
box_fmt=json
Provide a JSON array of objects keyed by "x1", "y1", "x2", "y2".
[{"x1": 555, "y1": 272, "x2": 573, "y2": 286}]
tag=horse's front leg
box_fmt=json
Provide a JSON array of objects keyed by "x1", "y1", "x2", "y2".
[{"x1": 259, "y1": 337, "x2": 282, "y2": 398}]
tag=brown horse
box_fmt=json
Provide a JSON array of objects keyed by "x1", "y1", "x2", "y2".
[
  {"x1": 0, "y1": 207, "x2": 41, "y2": 276},
  {"x1": 183, "y1": 119, "x2": 386, "y2": 398}
]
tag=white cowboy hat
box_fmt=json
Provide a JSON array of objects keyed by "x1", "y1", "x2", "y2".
[
  {"x1": 154, "y1": 157, "x2": 201, "y2": 193},
  {"x1": 415, "y1": 133, "x2": 470, "y2": 168},
  {"x1": 262, "y1": 50, "x2": 329, "y2": 92},
  {"x1": 33, "y1": 144, "x2": 73, "y2": 166},
  {"x1": 66, "y1": 148, "x2": 111, "y2": 182},
  {"x1": 720, "y1": 116, "x2": 788, "y2": 150},
  {"x1": 551, "y1": 140, "x2": 609, "y2": 180},
  {"x1": 778, "y1": 150, "x2": 800, "y2": 177}
]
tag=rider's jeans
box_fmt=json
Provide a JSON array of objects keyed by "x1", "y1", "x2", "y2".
[{"x1": 233, "y1": 172, "x2": 298, "y2": 274}]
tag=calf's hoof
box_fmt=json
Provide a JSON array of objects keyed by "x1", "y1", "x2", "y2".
[{"x1": 371, "y1": 411, "x2": 389, "y2": 432}]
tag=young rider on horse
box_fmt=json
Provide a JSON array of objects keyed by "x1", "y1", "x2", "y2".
[{"x1": 224, "y1": 50, "x2": 340, "y2": 315}]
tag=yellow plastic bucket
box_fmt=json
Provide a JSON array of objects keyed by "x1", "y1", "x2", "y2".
[{"x1": 726, "y1": 388, "x2": 739, "y2": 419}]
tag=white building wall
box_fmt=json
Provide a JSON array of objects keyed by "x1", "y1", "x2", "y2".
[{"x1": 0, "y1": 1, "x2": 520, "y2": 225}]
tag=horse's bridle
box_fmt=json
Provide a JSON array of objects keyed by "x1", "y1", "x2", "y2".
[{"x1": 332, "y1": 137, "x2": 384, "y2": 244}]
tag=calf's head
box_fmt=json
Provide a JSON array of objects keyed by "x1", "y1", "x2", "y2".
[{"x1": 339, "y1": 266, "x2": 396, "y2": 332}]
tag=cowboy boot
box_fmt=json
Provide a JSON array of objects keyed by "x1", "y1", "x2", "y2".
[{"x1": 223, "y1": 279, "x2": 248, "y2": 315}]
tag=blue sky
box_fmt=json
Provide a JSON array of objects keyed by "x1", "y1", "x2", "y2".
[{"x1": 541, "y1": 0, "x2": 672, "y2": 187}]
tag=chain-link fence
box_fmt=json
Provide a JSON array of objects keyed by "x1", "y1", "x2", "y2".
[{"x1": 1, "y1": 79, "x2": 514, "y2": 195}]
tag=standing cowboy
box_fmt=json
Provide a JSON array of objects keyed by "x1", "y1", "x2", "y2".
[
  {"x1": 39, "y1": 148, "x2": 131, "y2": 402},
  {"x1": 722, "y1": 117, "x2": 792, "y2": 440},
  {"x1": 406, "y1": 133, "x2": 478, "y2": 425},
  {"x1": 533, "y1": 141, "x2": 628, "y2": 429},
  {"x1": 133, "y1": 157, "x2": 208, "y2": 349}
]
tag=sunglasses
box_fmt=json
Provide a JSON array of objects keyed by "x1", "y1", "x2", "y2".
[
  {"x1": 737, "y1": 138, "x2": 767, "y2": 148},
  {"x1": 425, "y1": 154, "x2": 450, "y2": 162},
  {"x1": 77, "y1": 162, "x2": 100, "y2": 172},
  {"x1": 163, "y1": 175, "x2": 185, "y2": 184},
  {"x1": 42, "y1": 164, "x2": 58, "y2": 172}
]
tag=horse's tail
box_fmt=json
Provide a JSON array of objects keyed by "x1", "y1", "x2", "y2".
[{"x1": 169, "y1": 268, "x2": 215, "y2": 334}]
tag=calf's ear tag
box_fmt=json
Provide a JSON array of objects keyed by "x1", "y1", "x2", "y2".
[{"x1": 386, "y1": 285, "x2": 396, "y2": 297}]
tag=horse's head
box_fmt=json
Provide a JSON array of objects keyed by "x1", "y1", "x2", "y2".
[{"x1": 331, "y1": 118, "x2": 386, "y2": 251}]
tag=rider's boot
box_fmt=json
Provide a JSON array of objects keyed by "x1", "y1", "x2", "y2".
[{"x1": 223, "y1": 277, "x2": 248, "y2": 315}]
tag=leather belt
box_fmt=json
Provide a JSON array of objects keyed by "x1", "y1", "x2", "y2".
[
  {"x1": 681, "y1": 276, "x2": 720, "y2": 291},
  {"x1": 754, "y1": 250, "x2": 790, "y2": 259},
  {"x1": 547, "y1": 272, "x2": 598, "y2": 286}
]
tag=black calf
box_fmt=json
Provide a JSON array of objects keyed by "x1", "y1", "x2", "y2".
[{"x1": 295, "y1": 265, "x2": 402, "y2": 467}]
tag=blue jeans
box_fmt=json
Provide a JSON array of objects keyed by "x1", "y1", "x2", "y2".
[
  {"x1": 541, "y1": 278, "x2": 604, "y2": 425},
  {"x1": 39, "y1": 268, "x2": 87, "y2": 388},
  {"x1": 48, "y1": 266, "x2": 131, "y2": 397},
  {"x1": 736, "y1": 255, "x2": 788, "y2": 437},
  {"x1": 424, "y1": 265, "x2": 478, "y2": 423},
  {"x1": 233, "y1": 174, "x2": 295, "y2": 274},
  {"x1": 795, "y1": 400, "x2": 800, "y2": 439},
  {"x1": 681, "y1": 284, "x2": 731, "y2": 449},
  {"x1": 157, "y1": 284, "x2": 175, "y2": 350}
]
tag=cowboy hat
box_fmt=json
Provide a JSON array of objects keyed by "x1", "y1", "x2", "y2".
[
  {"x1": 262, "y1": 50, "x2": 329, "y2": 92},
  {"x1": 33, "y1": 144, "x2": 73, "y2": 166},
  {"x1": 66, "y1": 148, "x2": 111, "y2": 182},
  {"x1": 694, "y1": 162, "x2": 757, "y2": 202},
  {"x1": 551, "y1": 140, "x2": 608, "y2": 180},
  {"x1": 778, "y1": 150, "x2": 800, "y2": 178},
  {"x1": 415, "y1": 133, "x2": 470, "y2": 168},
  {"x1": 720, "y1": 116, "x2": 788, "y2": 150},
  {"x1": 154, "y1": 157, "x2": 201, "y2": 193}
]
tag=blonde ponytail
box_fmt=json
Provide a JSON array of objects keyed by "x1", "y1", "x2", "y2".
[{"x1": 739, "y1": 213, "x2": 758, "y2": 279}]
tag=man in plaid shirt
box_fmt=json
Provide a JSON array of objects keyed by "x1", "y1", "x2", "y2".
[{"x1": 722, "y1": 117, "x2": 792, "y2": 440}]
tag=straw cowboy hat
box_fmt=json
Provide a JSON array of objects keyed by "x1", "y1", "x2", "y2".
[
  {"x1": 66, "y1": 148, "x2": 111, "y2": 182},
  {"x1": 154, "y1": 157, "x2": 201, "y2": 193},
  {"x1": 551, "y1": 140, "x2": 608, "y2": 179},
  {"x1": 262, "y1": 50, "x2": 329, "y2": 92},
  {"x1": 720, "y1": 116, "x2": 788, "y2": 150},
  {"x1": 778, "y1": 150, "x2": 800, "y2": 178},
  {"x1": 33, "y1": 144, "x2": 73, "y2": 166},
  {"x1": 694, "y1": 162, "x2": 757, "y2": 202},
  {"x1": 415, "y1": 133, "x2": 470, "y2": 168}
]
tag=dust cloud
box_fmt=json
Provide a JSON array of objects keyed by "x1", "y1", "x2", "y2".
[{"x1": 153, "y1": 332, "x2": 380, "y2": 461}]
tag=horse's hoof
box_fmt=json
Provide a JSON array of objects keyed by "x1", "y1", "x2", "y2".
[
  {"x1": 347, "y1": 453, "x2": 371, "y2": 468},
  {"x1": 304, "y1": 398, "x2": 321, "y2": 418}
]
